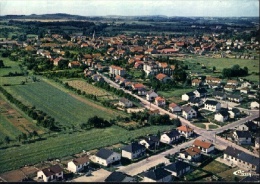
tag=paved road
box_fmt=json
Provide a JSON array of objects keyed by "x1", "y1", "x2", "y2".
[
  {"x1": 99, "y1": 74, "x2": 260, "y2": 164},
  {"x1": 118, "y1": 138, "x2": 196, "y2": 176}
]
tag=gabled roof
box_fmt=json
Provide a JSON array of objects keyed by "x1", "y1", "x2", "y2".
[
  {"x1": 195, "y1": 88, "x2": 207, "y2": 94},
  {"x1": 169, "y1": 103, "x2": 179, "y2": 108},
  {"x1": 234, "y1": 130, "x2": 252, "y2": 138},
  {"x1": 193, "y1": 139, "x2": 213, "y2": 149},
  {"x1": 212, "y1": 91, "x2": 226, "y2": 96},
  {"x1": 189, "y1": 97, "x2": 202, "y2": 104},
  {"x1": 105, "y1": 171, "x2": 133, "y2": 182},
  {"x1": 119, "y1": 97, "x2": 131, "y2": 104},
  {"x1": 165, "y1": 161, "x2": 190, "y2": 173},
  {"x1": 143, "y1": 168, "x2": 171, "y2": 181},
  {"x1": 122, "y1": 142, "x2": 145, "y2": 153},
  {"x1": 41, "y1": 164, "x2": 63, "y2": 177},
  {"x1": 71, "y1": 156, "x2": 89, "y2": 166},
  {"x1": 184, "y1": 147, "x2": 201, "y2": 156},
  {"x1": 185, "y1": 92, "x2": 195, "y2": 96},
  {"x1": 96, "y1": 148, "x2": 115, "y2": 159},
  {"x1": 147, "y1": 90, "x2": 157, "y2": 95},
  {"x1": 205, "y1": 100, "x2": 219, "y2": 105},
  {"x1": 177, "y1": 125, "x2": 193, "y2": 132},
  {"x1": 218, "y1": 109, "x2": 229, "y2": 117},
  {"x1": 155, "y1": 96, "x2": 165, "y2": 102},
  {"x1": 156, "y1": 73, "x2": 168, "y2": 80},
  {"x1": 182, "y1": 105, "x2": 194, "y2": 113},
  {"x1": 165, "y1": 129, "x2": 181, "y2": 138}
]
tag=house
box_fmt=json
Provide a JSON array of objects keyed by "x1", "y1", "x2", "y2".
[
  {"x1": 192, "y1": 139, "x2": 215, "y2": 154},
  {"x1": 236, "y1": 124, "x2": 249, "y2": 131},
  {"x1": 154, "y1": 96, "x2": 166, "y2": 106},
  {"x1": 182, "y1": 92, "x2": 195, "y2": 101},
  {"x1": 191, "y1": 79, "x2": 202, "y2": 86},
  {"x1": 228, "y1": 108, "x2": 240, "y2": 119},
  {"x1": 179, "y1": 147, "x2": 201, "y2": 161},
  {"x1": 121, "y1": 142, "x2": 146, "y2": 160},
  {"x1": 227, "y1": 94, "x2": 243, "y2": 103},
  {"x1": 139, "y1": 135, "x2": 160, "y2": 150},
  {"x1": 109, "y1": 65, "x2": 126, "y2": 77},
  {"x1": 68, "y1": 61, "x2": 81, "y2": 68},
  {"x1": 146, "y1": 90, "x2": 158, "y2": 101},
  {"x1": 204, "y1": 100, "x2": 221, "y2": 112},
  {"x1": 67, "y1": 156, "x2": 89, "y2": 173},
  {"x1": 177, "y1": 125, "x2": 194, "y2": 138},
  {"x1": 37, "y1": 164, "x2": 63, "y2": 182},
  {"x1": 255, "y1": 137, "x2": 260, "y2": 149},
  {"x1": 212, "y1": 91, "x2": 227, "y2": 100},
  {"x1": 182, "y1": 105, "x2": 197, "y2": 120},
  {"x1": 132, "y1": 83, "x2": 145, "y2": 91},
  {"x1": 164, "y1": 161, "x2": 191, "y2": 177},
  {"x1": 105, "y1": 171, "x2": 135, "y2": 182},
  {"x1": 169, "y1": 103, "x2": 182, "y2": 114},
  {"x1": 227, "y1": 80, "x2": 238, "y2": 86},
  {"x1": 119, "y1": 98, "x2": 133, "y2": 108},
  {"x1": 233, "y1": 130, "x2": 252, "y2": 145},
  {"x1": 214, "y1": 109, "x2": 229, "y2": 122},
  {"x1": 245, "y1": 121, "x2": 257, "y2": 131},
  {"x1": 224, "y1": 85, "x2": 236, "y2": 92},
  {"x1": 251, "y1": 101, "x2": 259, "y2": 109},
  {"x1": 223, "y1": 146, "x2": 259, "y2": 172},
  {"x1": 156, "y1": 73, "x2": 171, "y2": 83},
  {"x1": 253, "y1": 117, "x2": 260, "y2": 126},
  {"x1": 142, "y1": 168, "x2": 172, "y2": 182},
  {"x1": 160, "y1": 130, "x2": 181, "y2": 144},
  {"x1": 193, "y1": 88, "x2": 207, "y2": 98},
  {"x1": 240, "y1": 88, "x2": 249, "y2": 94},
  {"x1": 93, "y1": 148, "x2": 121, "y2": 166},
  {"x1": 91, "y1": 74, "x2": 104, "y2": 82},
  {"x1": 241, "y1": 81, "x2": 252, "y2": 88},
  {"x1": 137, "y1": 88, "x2": 147, "y2": 96},
  {"x1": 188, "y1": 97, "x2": 203, "y2": 107}
]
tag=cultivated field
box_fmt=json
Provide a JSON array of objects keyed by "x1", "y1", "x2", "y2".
[
  {"x1": 0, "y1": 125, "x2": 174, "y2": 173},
  {"x1": 65, "y1": 79, "x2": 116, "y2": 100},
  {"x1": 4, "y1": 80, "x2": 120, "y2": 127},
  {"x1": 0, "y1": 95, "x2": 45, "y2": 140}
]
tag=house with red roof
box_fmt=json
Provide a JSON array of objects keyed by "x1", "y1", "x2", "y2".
[
  {"x1": 156, "y1": 73, "x2": 171, "y2": 83},
  {"x1": 192, "y1": 139, "x2": 215, "y2": 154},
  {"x1": 155, "y1": 96, "x2": 166, "y2": 106},
  {"x1": 169, "y1": 103, "x2": 182, "y2": 114},
  {"x1": 67, "y1": 156, "x2": 89, "y2": 173},
  {"x1": 177, "y1": 125, "x2": 194, "y2": 138}
]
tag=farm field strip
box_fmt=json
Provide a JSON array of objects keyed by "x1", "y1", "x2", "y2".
[
  {"x1": 0, "y1": 125, "x2": 173, "y2": 173},
  {"x1": 0, "y1": 114, "x2": 22, "y2": 140},
  {"x1": 5, "y1": 81, "x2": 116, "y2": 126}
]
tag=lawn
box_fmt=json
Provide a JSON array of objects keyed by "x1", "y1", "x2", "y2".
[
  {"x1": 4, "y1": 80, "x2": 121, "y2": 127},
  {"x1": 185, "y1": 169, "x2": 209, "y2": 181},
  {"x1": 208, "y1": 124, "x2": 219, "y2": 129},
  {"x1": 193, "y1": 123, "x2": 206, "y2": 129},
  {"x1": 0, "y1": 124, "x2": 174, "y2": 173},
  {"x1": 218, "y1": 167, "x2": 246, "y2": 181},
  {"x1": 202, "y1": 160, "x2": 230, "y2": 174}
]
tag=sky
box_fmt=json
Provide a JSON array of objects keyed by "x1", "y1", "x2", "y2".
[{"x1": 0, "y1": 0, "x2": 259, "y2": 17}]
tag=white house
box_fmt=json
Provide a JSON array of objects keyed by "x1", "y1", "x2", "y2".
[
  {"x1": 160, "y1": 130, "x2": 181, "y2": 144},
  {"x1": 67, "y1": 156, "x2": 89, "y2": 173},
  {"x1": 204, "y1": 100, "x2": 221, "y2": 112},
  {"x1": 233, "y1": 130, "x2": 252, "y2": 145},
  {"x1": 119, "y1": 98, "x2": 133, "y2": 108},
  {"x1": 236, "y1": 124, "x2": 249, "y2": 131},
  {"x1": 168, "y1": 103, "x2": 182, "y2": 114},
  {"x1": 121, "y1": 142, "x2": 146, "y2": 160},
  {"x1": 93, "y1": 148, "x2": 121, "y2": 166},
  {"x1": 146, "y1": 90, "x2": 158, "y2": 101},
  {"x1": 179, "y1": 147, "x2": 201, "y2": 162},
  {"x1": 37, "y1": 164, "x2": 63, "y2": 182},
  {"x1": 251, "y1": 101, "x2": 259, "y2": 109},
  {"x1": 192, "y1": 139, "x2": 215, "y2": 154},
  {"x1": 142, "y1": 168, "x2": 172, "y2": 182},
  {"x1": 214, "y1": 110, "x2": 229, "y2": 122},
  {"x1": 139, "y1": 135, "x2": 160, "y2": 150},
  {"x1": 182, "y1": 105, "x2": 197, "y2": 120},
  {"x1": 193, "y1": 88, "x2": 207, "y2": 98},
  {"x1": 182, "y1": 92, "x2": 195, "y2": 101},
  {"x1": 109, "y1": 65, "x2": 126, "y2": 77},
  {"x1": 177, "y1": 125, "x2": 194, "y2": 138}
]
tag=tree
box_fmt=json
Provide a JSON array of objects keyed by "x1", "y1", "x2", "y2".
[
  {"x1": 4, "y1": 136, "x2": 10, "y2": 145},
  {"x1": 212, "y1": 66, "x2": 216, "y2": 72},
  {"x1": 32, "y1": 130, "x2": 38, "y2": 140},
  {"x1": 21, "y1": 133, "x2": 27, "y2": 142},
  {"x1": 0, "y1": 60, "x2": 4, "y2": 68}
]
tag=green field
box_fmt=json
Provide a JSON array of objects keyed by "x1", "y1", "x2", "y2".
[
  {"x1": 4, "y1": 80, "x2": 121, "y2": 127},
  {"x1": 184, "y1": 56, "x2": 260, "y2": 82},
  {"x1": 0, "y1": 125, "x2": 174, "y2": 173},
  {"x1": 0, "y1": 114, "x2": 22, "y2": 140},
  {"x1": 193, "y1": 123, "x2": 206, "y2": 129}
]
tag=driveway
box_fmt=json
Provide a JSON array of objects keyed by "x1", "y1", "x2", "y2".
[{"x1": 71, "y1": 169, "x2": 111, "y2": 182}]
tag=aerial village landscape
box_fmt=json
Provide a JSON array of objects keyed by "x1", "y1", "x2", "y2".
[{"x1": 0, "y1": 0, "x2": 259, "y2": 182}]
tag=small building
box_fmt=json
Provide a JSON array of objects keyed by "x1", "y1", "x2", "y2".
[
  {"x1": 68, "y1": 61, "x2": 81, "y2": 68},
  {"x1": 156, "y1": 73, "x2": 171, "y2": 83},
  {"x1": 93, "y1": 148, "x2": 121, "y2": 166},
  {"x1": 179, "y1": 147, "x2": 201, "y2": 162},
  {"x1": 139, "y1": 135, "x2": 160, "y2": 150},
  {"x1": 236, "y1": 124, "x2": 249, "y2": 131},
  {"x1": 204, "y1": 100, "x2": 221, "y2": 112},
  {"x1": 233, "y1": 130, "x2": 252, "y2": 145},
  {"x1": 182, "y1": 92, "x2": 195, "y2": 101},
  {"x1": 146, "y1": 90, "x2": 158, "y2": 101},
  {"x1": 193, "y1": 88, "x2": 207, "y2": 98},
  {"x1": 164, "y1": 161, "x2": 191, "y2": 177},
  {"x1": 214, "y1": 109, "x2": 229, "y2": 122},
  {"x1": 251, "y1": 101, "x2": 259, "y2": 109},
  {"x1": 191, "y1": 79, "x2": 202, "y2": 87},
  {"x1": 109, "y1": 65, "x2": 126, "y2": 77},
  {"x1": 169, "y1": 103, "x2": 182, "y2": 114},
  {"x1": 155, "y1": 96, "x2": 166, "y2": 106},
  {"x1": 104, "y1": 171, "x2": 135, "y2": 182},
  {"x1": 226, "y1": 94, "x2": 243, "y2": 103},
  {"x1": 121, "y1": 142, "x2": 146, "y2": 160},
  {"x1": 67, "y1": 156, "x2": 89, "y2": 173},
  {"x1": 37, "y1": 164, "x2": 63, "y2": 182},
  {"x1": 188, "y1": 97, "x2": 203, "y2": 107},
  {"x1": 192, "y1": 139, "x2": 215, "y2": 154},
  {"x1": 160, "y1": 130, "x2": 181, "y2": 144},
  {"x1": 177, "y1": 125, "x2": 194, "y2": 138},
  {"x1": 142, "y1": 168, "x2": 172, "y2": 182},
  {"x1": 119, "y1": 98, "x2": 133, "y2": 108},
  {"x1": 212, "y1": 91, "x2": 226, "y2": 100},
  {"x1": 182, "y1": 105, "x2": 197, "y2": 120},
  {"x1": 228, "y1": 108, "x2": 240, "y2": 119}
]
